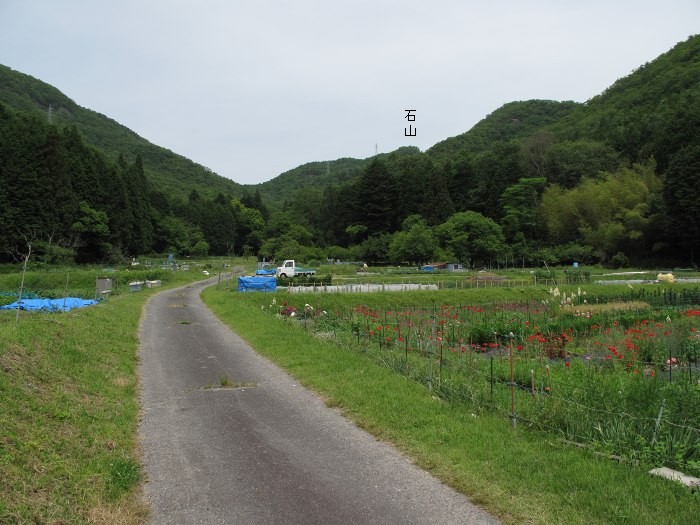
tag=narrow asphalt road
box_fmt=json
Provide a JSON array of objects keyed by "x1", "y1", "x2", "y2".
[{"x1": 138, "y1": 279, "x2": 500, "y2": 524}]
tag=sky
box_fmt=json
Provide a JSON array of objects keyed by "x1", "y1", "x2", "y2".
[{"x1": 1, "y1": 1, "x2": 698, "y2": 185}]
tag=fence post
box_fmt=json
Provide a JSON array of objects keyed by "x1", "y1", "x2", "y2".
[
  {"x1": 490, "y1": 356, "x2": 494, "y2": 401},
  {"x1": 651, "y1": 399, "x2": 666, "y2": 448},
  {"x1": 428, "y1": 333, "x2": 434, "y2": 392},
  {"x1": 510, "y1": 333, "x2": 516, "y2": 430}
]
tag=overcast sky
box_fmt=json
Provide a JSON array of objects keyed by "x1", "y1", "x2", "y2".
[{"x1": 1, "y1": 1, "x2": 698, "y2": 185}]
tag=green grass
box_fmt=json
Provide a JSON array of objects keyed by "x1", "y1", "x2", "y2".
[
  {"x1": 0, "y1": 268, "x2": 204, "y2": 524},
  {"x1": 202, "y1": 285, "x2": 700, "y2": 525}
]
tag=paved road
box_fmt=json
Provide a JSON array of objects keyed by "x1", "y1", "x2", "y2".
[{"x1": 139, "y1": 279, "x2": 500, "y2": 524}]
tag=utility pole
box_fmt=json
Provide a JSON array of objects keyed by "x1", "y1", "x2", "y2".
[{"x1": 48, "y1": 104, "x2": 53, "y2": 124}]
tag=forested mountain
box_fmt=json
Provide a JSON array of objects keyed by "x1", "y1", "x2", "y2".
[
  {"x1": 251, "y1": 157, "x2": 368, "y2": 211},
  {"x1": 0, "y1": 64, "x2": 243, "y2": 202},
  {"x1": 0, "y1": 102, "x2": 267, "y2": 263},
  {"x1": 426, "y1": 99, "x2": 580, "y2": 160},
  {"x1": 1, "y1": 35, "x2": 698, "y2": 266},
  {"x1": 250, "y1": 146, "x2": 421, "y2": 210},
  {"x1": 260, "y1": 35, "x2": 699, "y2": 266}
]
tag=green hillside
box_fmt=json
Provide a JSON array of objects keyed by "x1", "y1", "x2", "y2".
[
  {"x1": 551, "y1": 34, "x2": 700, "y2": 171},
  {"x1": 262, "y1": 35, "x2": 699, "y2": 265},
  {"x1": 248, "y1": 157, "x2": 369, "y2": 209},
  {"x1": 432, "y1": 33, "x2": 700, "y2": 176},
  {"x1": 427, "y1": 99, "x2": 580, "y2": 160},
  {"x1": 244, "y1": 147, "x2": 421, "y2": 209},
  {"x1": 0, "y1": 64, "x2": 243, "y2": 202}
]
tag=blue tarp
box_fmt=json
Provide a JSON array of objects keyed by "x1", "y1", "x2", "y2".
[
  {"x1": 255, "y1": 268, "x2": 276, "y2": 276},
  {"x1": 0, "y1": 298, "x2": 98, "y2": 312},
  {"x1": 238, "y1": 276, "x2": 276, "y2": 292}
]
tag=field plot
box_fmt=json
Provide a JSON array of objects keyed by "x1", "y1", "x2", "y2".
[{"x1": 294, "y1": 293, "x2": 700, "y2": 476}]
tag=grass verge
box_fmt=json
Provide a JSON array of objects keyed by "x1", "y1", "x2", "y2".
[
  {"x1": 0, "y1": 272, "x2": 202, "y2": 524},
  {"x1": 202, "y1": 285, "x2": 700, "y2": 525}
]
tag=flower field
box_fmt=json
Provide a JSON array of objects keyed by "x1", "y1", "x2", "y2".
[{"x1": 265, "y1": 286, "x2": 700, "y2": 477}]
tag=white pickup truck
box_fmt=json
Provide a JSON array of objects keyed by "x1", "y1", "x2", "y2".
[{"x1": 276, "y1": 260, "x2": 316, "y2": 278}]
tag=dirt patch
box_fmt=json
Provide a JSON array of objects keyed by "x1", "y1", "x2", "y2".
[{"x1": 112, "y1": 376, "x2": 131, "y2": 388}]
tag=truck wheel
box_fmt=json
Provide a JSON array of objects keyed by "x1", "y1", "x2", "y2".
[{"x1": 280, "y1": 273, "x2": 287, "y2": 278}]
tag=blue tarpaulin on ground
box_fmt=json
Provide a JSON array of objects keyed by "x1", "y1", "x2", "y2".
[
  {"x1": 255, "y1": 268, "x2": 276, "y2": 276},
  {"x1": 0, "y1": 298, "x2": 98, "y2": 312},
  {"x1": 238, "y1": 276, "x2": 276, "y2": 292}
]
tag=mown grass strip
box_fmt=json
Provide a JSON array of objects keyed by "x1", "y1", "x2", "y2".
[
  {"x1": 0, "y1": 272, "x2": 201, "y2": 524},
  {"x1": 202, "y1": 286, "x2": 700, "y2": 525}
]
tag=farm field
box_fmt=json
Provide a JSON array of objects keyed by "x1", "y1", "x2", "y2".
[{"x1": 203, "y1": 276, "x2": 700, "y2": 524}]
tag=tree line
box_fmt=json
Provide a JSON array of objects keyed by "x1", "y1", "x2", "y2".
[
  {"x1": 258, "y1": 150, "x2": 695, "y2": 268},
  {"x1": 0, "y1": 103, "x2": 266, "y2": 264},
  {"x1": 0, "y1": 99, "x2": 697, "y2": 268}
]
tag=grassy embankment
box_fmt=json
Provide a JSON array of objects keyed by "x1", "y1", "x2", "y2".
[
  {"x1": 202, "y1": 282, "x2": 700, "y2": 525},
  {"x1": 0, "y1": 267, "x2": 207, "y2": 524}
]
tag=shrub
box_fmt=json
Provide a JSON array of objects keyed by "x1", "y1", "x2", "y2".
[
  {"x1": 534, "y1": 268, "x2": 557, "y2": 284},
  {"x1": 563, "y1": 268, "x2": 591, "y2": 284},
  {"x1": 610, "y1": 252, "x2": 630, "y2": 269}
]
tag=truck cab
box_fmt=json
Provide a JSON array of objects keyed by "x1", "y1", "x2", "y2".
[{"x1": 276, "y1": 260, "x2": 316, "y2": 278}]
